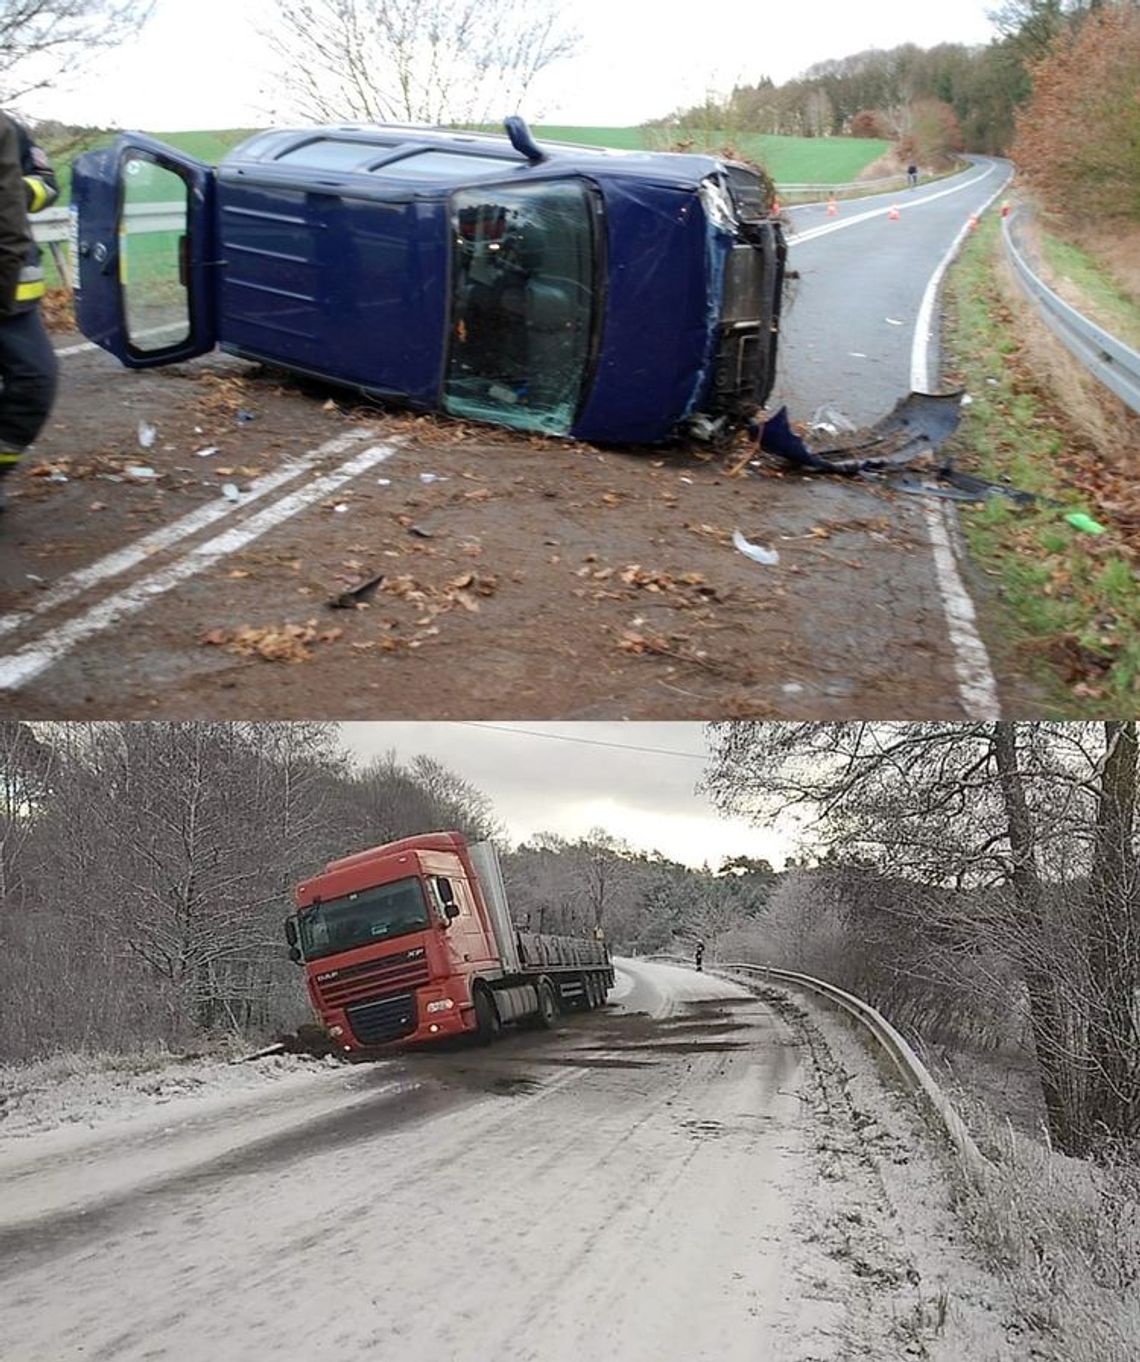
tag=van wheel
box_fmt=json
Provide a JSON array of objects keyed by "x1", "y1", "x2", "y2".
[
  {"x1": 536, "y1": 980, "x2": 559, "y2": 1029},
  {"x1": 474, "y1": 989, "x2": 500, "y2": 1045}
]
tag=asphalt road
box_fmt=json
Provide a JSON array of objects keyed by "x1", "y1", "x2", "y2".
[{"x1": 0, "y1": 159, "x2": 1034, "y2": 719}]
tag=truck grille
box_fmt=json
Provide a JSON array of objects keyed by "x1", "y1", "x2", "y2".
[
  {"x1": 346, "y1": 992, "x2": 419, "y2": 1045},
  {"x1": 314, "y1": 950, "x2": 430, "y2": 1008}
]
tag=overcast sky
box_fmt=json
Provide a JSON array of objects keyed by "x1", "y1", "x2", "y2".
[
  {"x1": 33, "y1": 0, "x2": 999, "y2": 130},
  {"x1": 339, "y1": 722, "x2": 800, "y2": 870}
]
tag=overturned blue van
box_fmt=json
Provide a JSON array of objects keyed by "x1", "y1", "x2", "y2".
[{"x1": 70, "y1": 118, "x2": 786, "y2": 444}]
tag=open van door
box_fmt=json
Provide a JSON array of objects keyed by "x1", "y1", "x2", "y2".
[{"x1": 70, "y1": 133, "x2": 217, "y2": 367}]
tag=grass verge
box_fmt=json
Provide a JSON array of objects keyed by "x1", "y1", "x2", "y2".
[
  {"x1": 1036, "y1": 224, "x2": 1140, "y2": 350},
  {"x1": 946, "y1": 1088, "x2": 1140, "y2": 1362},
  {"x1": 942, "y1": 213, "x2": 1140, "y2": 712}
]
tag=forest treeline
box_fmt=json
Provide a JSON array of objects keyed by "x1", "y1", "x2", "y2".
[{"x1": 662, "y1": 0, "x2": 1140, "y2": 219}]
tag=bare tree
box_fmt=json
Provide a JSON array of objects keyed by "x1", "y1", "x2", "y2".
[
  {"x1": 262, "y1": 0, "x2": 578, "y2": 126},
  {"x1": 704, "y1": 721, "x2": 1140, "y2": 1157},
  {"x1": 0, "y1": 1, "x2": 155, "y2": 105}
]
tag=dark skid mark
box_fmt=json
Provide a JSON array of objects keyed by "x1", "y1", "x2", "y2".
[
  {"x1": 628, "y1": 1040, "x2": 752, "y2": 1055},
  {"x1": 536, "y1": 1055, "x2": 659, "y2": 1070},
  {"x1": 679, "y1": 996, "x2": 759, "y2": 1010}
]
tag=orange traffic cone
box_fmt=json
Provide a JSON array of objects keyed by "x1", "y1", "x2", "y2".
[
  {"x1": 887, "y1": 205, "x2": 901, "y2": 221},
  {"x1": 826, "y1": 196, "x2": 838, "y2": 217}
]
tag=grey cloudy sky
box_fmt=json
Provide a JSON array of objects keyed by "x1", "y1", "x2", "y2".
[
  {"x1": 35, "y1": 0, "x2": 998, "y2": 129},
  {"x1": 339, "y1": 722, "x2": 799, "y2": 870}
]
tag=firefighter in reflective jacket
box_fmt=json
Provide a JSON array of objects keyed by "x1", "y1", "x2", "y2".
[{"x1": 0, "y1": 113, "x2": 58, "y2": 509}]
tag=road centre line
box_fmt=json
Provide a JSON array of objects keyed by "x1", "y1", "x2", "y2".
[
  {"x1": 910, "y1": 168, "x2": 1011, "y2": 719},
  {"x1": 0, "y1": 442, "x2": 398, "y2": 692},
  {"x1": 791, "y1": 162, "x2": 999, "y2": 245},
  {"x1": 0, "y1": 429, "x2": 379, "y2": 641}
]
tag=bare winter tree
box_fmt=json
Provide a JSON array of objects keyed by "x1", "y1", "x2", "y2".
[
  {"x1": 0, "y1": 0, "x2": 155, "y2": 104},
  {"x1": 262, "y1": 0, "x2": 579, "y2": 125},
  {"x1": 704, "y1": 721, "x2": 1140, "y2": 1158}
]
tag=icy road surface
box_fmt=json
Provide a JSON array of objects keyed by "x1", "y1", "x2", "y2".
[{"x1": 0, "y1": 960, "x2": 1015, "y2": 1361}]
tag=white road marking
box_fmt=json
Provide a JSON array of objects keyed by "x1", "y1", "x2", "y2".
[
  {"x1": 792, "y1": 162, "x2": 999, "y2": 246},
  {"x1": 0, "y1": 443, "x2": 397, "y2": 692},
  {"x1": 910, "y1": 168, "x2": 1011, "y2": 719},
  {"x1": 0, "y1": 429, "x2": 377, "y2": 641}
]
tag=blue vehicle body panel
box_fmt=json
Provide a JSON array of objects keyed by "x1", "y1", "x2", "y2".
[
  {"x1": 216, "y1": 180, "x2": 449, "y2": 402},
  {"x1": 72, "y1": 123, "x2": 785, "y2": 444}
]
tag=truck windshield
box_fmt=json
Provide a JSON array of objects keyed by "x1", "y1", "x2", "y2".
[
  {"x1": 444, "y1": 180, "x2": 599, "y2": 436},
  {"x1": 299, "y1": 877, "x2": 429, "y2": 960}
]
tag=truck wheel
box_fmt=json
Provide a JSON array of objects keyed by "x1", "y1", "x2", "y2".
[
  {"x1": 474, "y1": 989, "x2": 501, "y2": 1046},
  {"x1": 536, "y1": 980, "x2": 559, "y2": 1029},
  {"x1": 586, "y1": 976, "x2": 601, "y2": 1009}
]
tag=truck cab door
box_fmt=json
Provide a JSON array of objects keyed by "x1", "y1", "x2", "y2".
[{"x1": 70, "y1": 133, "x2": 217, "y2": 367}]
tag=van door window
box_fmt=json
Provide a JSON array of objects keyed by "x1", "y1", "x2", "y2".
[
  {"x1": 120, "y1": 153, "x2": 193, "y2": 355},
  {"x1": 444, "y1": 180, "x2": 599, "y2": 436}
]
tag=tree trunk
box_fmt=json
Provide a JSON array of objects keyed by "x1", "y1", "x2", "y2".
[
  {"x1": 1085, "y1": 721, "x2": 1139, "y2": 1147},
  {"x1": 993, "y1": 722, "x2": 1081, "y2": 1153}
]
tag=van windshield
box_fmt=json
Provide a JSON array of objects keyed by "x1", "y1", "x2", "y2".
[
  {"x1": 444, "y1": 180, "x2": 599, "y2": 436},
  {"x1": 299, "y1": 878, "x2": 429, "y2": 960}
]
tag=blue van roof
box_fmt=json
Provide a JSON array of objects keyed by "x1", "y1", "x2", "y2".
[{"x1": 223, "y1": 123, "x2": 726, "y2": 191}]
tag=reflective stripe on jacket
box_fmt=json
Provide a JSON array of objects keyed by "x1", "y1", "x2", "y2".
[{"x1": 11, "y1": 120, "x2": 57, "y2": 313}]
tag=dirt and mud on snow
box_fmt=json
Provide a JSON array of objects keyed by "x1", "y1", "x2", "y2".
[
  {"x1": 1, "y1": 960, "x2": 1031, "y2": 1361},
  {"x1": 0, "y1": 345, "x2": 1037, "y2": 719}
]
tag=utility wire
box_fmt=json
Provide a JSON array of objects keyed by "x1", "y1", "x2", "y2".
[{"x1": 453, "y1": 722, "x2": 708, "y2": 761}]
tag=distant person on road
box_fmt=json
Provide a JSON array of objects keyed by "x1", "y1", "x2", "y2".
[
  {"x1": 0, "y1": 112, "x2": 58, "y2": 513},
  {"x1": 694, "y1": 940, "x2": 705, "y2": 973},
  {"x1": 907, "y1": 163, "x2": 918, "y2": 188}
]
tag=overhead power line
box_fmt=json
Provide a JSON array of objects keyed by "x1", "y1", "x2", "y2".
[{"x1": 453, "y1": 722, "x2": 709, "y2": 761}]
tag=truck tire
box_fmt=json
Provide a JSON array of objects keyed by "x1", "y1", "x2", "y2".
[
  {"x1": 473, "y1": 988, "x2": 501, "y2": 1045},
  {"x1": 586, "y1": 975, "x2": 601, "y2": 1009},
  {"x1": 536, "y1": 979, "x2": 559, "y2": 1029}
]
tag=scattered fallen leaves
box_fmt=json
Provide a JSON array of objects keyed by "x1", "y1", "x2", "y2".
[{"x1": 200, "y1": 619, "x2": 344, "y2": 663}]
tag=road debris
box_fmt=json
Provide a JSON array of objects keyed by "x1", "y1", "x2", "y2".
[
  {"x1": 328, "y1": 571, "x2": 386, "y2": 610},
  {"x1": 137, "y1": 420, "x2": 156, "y2": 449},
  {"x1": 732, "y1": 529, "x2": 779, "y2": 566},
  {"x1": 125, "y1": 465, "x2": 159, "y2": 481},
  {"x1": 222, "y1": 483, "x2": 241, "y2": 502}
]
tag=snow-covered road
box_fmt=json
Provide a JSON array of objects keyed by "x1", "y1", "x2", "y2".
[{"x1": 0, "y1": 960, "x2": 1018, "y2": 1361}]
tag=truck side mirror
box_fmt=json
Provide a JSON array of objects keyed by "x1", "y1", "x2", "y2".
[
  {"x1": 435, "y1": 877, "x2": 460, "y2": 921},
  {"x1": 284, "y1": 917, "x2": 298, "y2": 948},
  {"x1": 288, "y1": 945, "x2": 302, "y2": 964},
  {"x1": 445, "y1": 901, "x2": 460, "y2": 921}
]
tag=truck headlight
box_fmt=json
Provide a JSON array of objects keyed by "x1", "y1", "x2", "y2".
[{"x1": 425, "y1": 999, "x2": 455, "y2": 1013}]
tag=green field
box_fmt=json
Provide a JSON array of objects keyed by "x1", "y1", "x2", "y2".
[{"x1": 533, "y1": 126, "x2": 891, "y2": 183}]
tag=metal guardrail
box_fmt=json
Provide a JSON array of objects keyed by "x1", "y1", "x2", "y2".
[
  {"x1": 1003, "y1": 210, "x2": 1140, "y2": 415},
  {"x1": 32, "y1": 200, "x2": 186, "y2": 245},
  {"x1": 776, "y1": 173, "x2": 910, "y2": 195},
  {"x1": 647, "y1": 953, "x2": 989, "y2": 1182}
]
